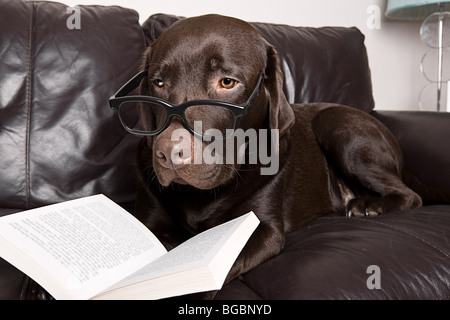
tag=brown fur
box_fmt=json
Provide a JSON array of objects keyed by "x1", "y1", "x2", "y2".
[{"x1": 133, "y1": 15, "x2": 422, "y2": 295}]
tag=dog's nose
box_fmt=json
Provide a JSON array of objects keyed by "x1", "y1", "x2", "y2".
[{"x1": 155, "y1": 134, "x2": 192, "y2": 169}]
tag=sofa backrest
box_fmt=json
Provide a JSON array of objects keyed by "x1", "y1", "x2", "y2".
[
  {"x1": 0, "y1": 0, "x2": 145, "y2": 209},
  {"x1": 142, "y1": 14, "x2": 375, "y2": 112}
]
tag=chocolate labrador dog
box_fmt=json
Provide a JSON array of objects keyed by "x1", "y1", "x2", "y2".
[{"x1": 121, "y1": 14, "x2": 422, "y2": 294}]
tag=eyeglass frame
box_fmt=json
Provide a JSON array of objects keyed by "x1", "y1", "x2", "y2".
[{"x1": 109, "y1": 69, "x2": 264, "y2": 140}]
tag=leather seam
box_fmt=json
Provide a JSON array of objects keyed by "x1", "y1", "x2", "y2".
[
  {"x1": 24, "y1": 1, "x2": 36, "y2": 209},
  {"x1": 20, "y1": 1, "x2": 36, "y2": 300}
]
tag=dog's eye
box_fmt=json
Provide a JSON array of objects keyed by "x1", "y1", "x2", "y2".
[
  {"x1": 153, "y1": 79, "x2": 164, "y2": 88},
  {"x1": 219, "y1": 78, "x2": 237, "y2": 89}
]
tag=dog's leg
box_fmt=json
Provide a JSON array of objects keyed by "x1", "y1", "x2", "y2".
[
  {"x1": 225, "y1": 220, "x2": 285, "y2": 282},
  {"x1": 312, "y1": 106, "x2": 422, "y2": 217}
]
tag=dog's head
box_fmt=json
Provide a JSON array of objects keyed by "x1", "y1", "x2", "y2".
[{"x1": 138, "y1": 14, "x2": 294, "y2": 190}]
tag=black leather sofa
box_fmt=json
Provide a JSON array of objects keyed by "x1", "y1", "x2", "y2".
[{"x1": 0, "y1": 0, "x2": 449, "y2": 300}]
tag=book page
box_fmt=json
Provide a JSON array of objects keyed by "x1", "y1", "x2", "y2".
[
  {"x1": 0, "y1": 195, "x2": 167, "y2": 300},
  {"x1": 106, "y1": 212, "x2": 258, "y2": 292}
]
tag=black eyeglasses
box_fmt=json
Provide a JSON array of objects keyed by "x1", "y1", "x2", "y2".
[{"x1": 109, "y1": 70, "x2": 264, "y2": 140}]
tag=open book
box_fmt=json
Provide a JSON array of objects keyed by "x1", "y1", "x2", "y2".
[{"x1": 0, "y1": 194, "x2": 259, "y2": 300}]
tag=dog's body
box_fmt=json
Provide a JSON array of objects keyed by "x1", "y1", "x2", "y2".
[{"x1": 133, "y1": 15, "x2": 422, "y2": 289}]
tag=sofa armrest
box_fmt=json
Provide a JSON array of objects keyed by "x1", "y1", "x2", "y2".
[{"x1": 372, "y1": 110, "x2": 450, "y2": 203}]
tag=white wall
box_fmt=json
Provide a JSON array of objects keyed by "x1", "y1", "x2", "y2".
[{"x1": 51, "y1": 0, "x2": 434, "y2": 111}]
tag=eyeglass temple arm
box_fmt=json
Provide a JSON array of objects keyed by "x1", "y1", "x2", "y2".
[
  {"x1": 111, "y1": 69, "x2": 148, "y2": 99},
  {"x1": 243, "y1": 73, "x2": 265, "y2": 116}
]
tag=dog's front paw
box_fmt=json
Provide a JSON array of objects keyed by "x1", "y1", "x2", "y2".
[{"x1": 346, "y1": 197, "x2": 383, "y2": 217}]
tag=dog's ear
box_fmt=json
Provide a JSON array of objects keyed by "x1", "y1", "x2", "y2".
[{"x1": 264, "y1": 44, "x2": 295, "y2": 136}]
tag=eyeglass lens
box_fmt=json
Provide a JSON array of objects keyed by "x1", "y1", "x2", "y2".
[{"x1": 118, "y1": 102, "x2": 236, "y2": 137}]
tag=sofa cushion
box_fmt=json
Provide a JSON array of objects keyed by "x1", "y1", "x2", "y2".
[
  {"x1": 216, "y1": 206, "x2": 450, "y2": 300},
  {"x1": 142, "y1": 14, "x2": 375, "y2": 112},
  {"x1": 0, "y1": 0, "x2": 145, "y2": 209}
]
